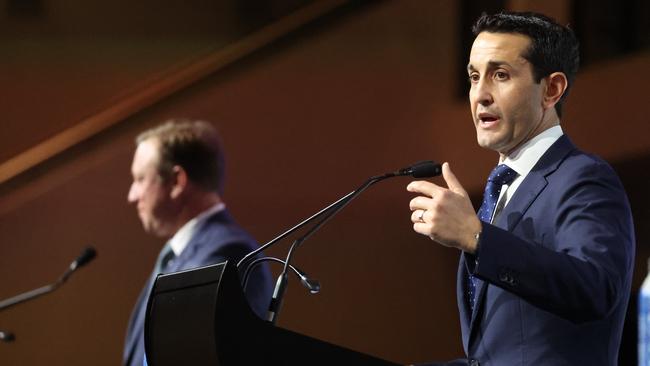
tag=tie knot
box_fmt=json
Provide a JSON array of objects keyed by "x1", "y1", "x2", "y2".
[
  {"x1": 488, "y1": 164, "x2": 518, "y2": 186},
  {"x1": 154, "y1": 243, "x2": 176, "y2": 273},
  {"x1": 160, "y1": 249, "x2": 175, "y2": 269}
]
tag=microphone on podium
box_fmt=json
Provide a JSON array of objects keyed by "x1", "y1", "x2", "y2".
[
  {"x1": 237, "y1": 161, "x2": 441, "y2": 272},
  {"x1": 0, "y1": 246, "x2": 97, "y2": 311},
  {"x1": 238, "y1": 161, "x2": 442, "y2": 324},
  {"x1": 0, "y1": 246, "x2": 97, "y2": 342}
]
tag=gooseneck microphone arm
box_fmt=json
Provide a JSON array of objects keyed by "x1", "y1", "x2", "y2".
[
  {"x1": 266, "y1": 174, "x2": 386, "y2": 324},
  {"x1": 242, "y1": 256, "x2": 320, "y2": 295},
  {"x1": 0, "y1": 246, "x2": 97, "y2": 312},
  {"x1": 236, "y1": 161, "x2": 441, "y2": 274},
  {"x1": 236, "y1": 191, "x2": 356, "y2": 272},
  {"x1": 265, "y1": 161, "x2": 442, "y2": 324},
  {"x1": 0, "y1": 246, "x2": 96, "y2": 342},
  {"x1": 0, "y1": 247, "x2": 97, "y2": 343}
]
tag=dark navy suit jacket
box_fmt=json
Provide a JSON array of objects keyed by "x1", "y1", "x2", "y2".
[
  {"x1": 122, "y1": 209, "x2": 273, "y2": 366},
  {"x1": 454, "y1": 136, "x2": 635, "y2": 365}
]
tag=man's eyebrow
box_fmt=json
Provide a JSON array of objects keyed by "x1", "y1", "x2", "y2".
[
  {"x1": 467, "y1": 60, "x2": 513, "y2": 72},
  {"x1": 487, "y1": 60, "x2": 513, "y2": 68}
]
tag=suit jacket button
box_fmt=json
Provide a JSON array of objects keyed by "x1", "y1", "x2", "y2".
[
  {"x1": 498, "y1": 270, "x2": 509, "y2": 282},
  {"x1": 468, "y1": 359, "x2": 480, "y2": 366}
]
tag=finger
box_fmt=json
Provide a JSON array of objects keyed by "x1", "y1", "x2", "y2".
[
  {"x1": 441, "y1": 162, "x2": 468, "y2": 196},
  {"x1": 410, "y1": 209, "x2": 427, "y2": 223},
  {"x1": 412, "y1": 222, "x2": 432, "y2": 237},
  {"x1": 411, "y1": 210, "x2": 429, "y2": 223},
  {"x1": 409, "y1": 196, "x2": 434, "y2": 211},
  {"x1": 407, "y1": 180, "x2": 446, "y2": 197}
]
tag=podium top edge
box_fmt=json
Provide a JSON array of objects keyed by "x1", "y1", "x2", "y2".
[{"x1": 153, "y1": 261, "x2": 230, "y2": 294}]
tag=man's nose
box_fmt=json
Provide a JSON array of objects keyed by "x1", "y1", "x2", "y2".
[
  {"x1": 473, "y1": 79, "x2": 494, "y2": 106},
  {"x1": 127, "y1": 183, "x2": 138, "y2": 203}
]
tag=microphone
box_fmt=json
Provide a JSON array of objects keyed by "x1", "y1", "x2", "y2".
[
  {"x1": 61, "y1": 247, "x2": 97, "y2": 282},
  {"x1": 0, "y1": 246, "x2": 97, "y2": 312},
  {"x1": 237, "y1": 161, "x2": 441, "y2": 272},
  {"x1": 71, "y1": 247, "x2": 97, "y2": 270},
  {"x1": 62, "y1": 246, "x2": 97, "y2": 282},
  {"x1": 241, "y1": 161, "x2": 441, "y2": 324},
  {"x1": 392, "y1": 160, "x2": 442, "y2": 178},
  {"x1": 0, "y1": 331, "x2": 15, "y2": 343}
]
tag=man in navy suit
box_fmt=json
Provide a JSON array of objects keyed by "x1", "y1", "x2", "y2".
[
  {"x1": 123, "y1": 119, "x2": 272, "y2": 366},
  {"x1": 407, "y1": 12, "x2": 634, "y2": 365}
]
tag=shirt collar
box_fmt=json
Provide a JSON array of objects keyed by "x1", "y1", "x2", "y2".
[
  {"x1": 168, "y1": 202, "x2": 226, "y2": 256},
  {"x1": 500, "y1": 125, "x2": 564, "y2": 177}
]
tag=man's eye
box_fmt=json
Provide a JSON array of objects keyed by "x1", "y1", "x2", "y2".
[
  {"x1": 495, "y1": 71, "x2": 508, "y2": 80},
  {"x1": 468, "y1": 74, "x2": 479, "y2": 83}
]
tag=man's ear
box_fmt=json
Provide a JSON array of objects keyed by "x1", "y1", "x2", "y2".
[
  {"x1": 170, "y1": 165, "x2": 188, "y2": 199},
  {"x1": 542, "y1": 72, "x2": 568, "y2": 110}
]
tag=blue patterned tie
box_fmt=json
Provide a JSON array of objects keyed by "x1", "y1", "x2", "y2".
[
  {"x1": 153, "y1": 242, "x2": 175, "y2": 274},
  {"x1": 468, "y1": 164, "x2": 518, "y2": 312}
]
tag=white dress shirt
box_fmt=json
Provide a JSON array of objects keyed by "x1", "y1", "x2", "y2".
[
  {"x1": 168, "y1": 202, "x2": 226, "y2": 256},
  {"x1": 492, "y1": 125, "x2": 564, "y2": 222}
]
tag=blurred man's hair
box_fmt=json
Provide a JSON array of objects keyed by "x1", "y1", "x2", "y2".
[{"x1": 137, "y1": 119, "x2": 226, "y2": 194}]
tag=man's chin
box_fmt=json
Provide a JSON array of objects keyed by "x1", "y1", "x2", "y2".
[
  {"x1": 476, "y1": 134, "x2": 506, "y2": 152},
  {"x1": 142, "y1": 222, "x2": 161, "y2": 236},
  {"x1": 144, "y1": 225, "x2": 173, "y2": 238},
  {"x1": 477, "y1": 138, "x2": 497, "y2": 151}
]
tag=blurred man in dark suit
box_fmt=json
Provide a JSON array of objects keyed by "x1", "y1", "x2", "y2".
[{"x1": 123, "y1": 119, "x2": 272, "y2": 366}]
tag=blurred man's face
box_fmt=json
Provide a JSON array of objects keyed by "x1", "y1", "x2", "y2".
[
  {"x1": 127, "y1": 139, "x2": 176, "y2": 238},
  {"x1": 468, "y1": 32, "x2": 548, "y2": 156}
]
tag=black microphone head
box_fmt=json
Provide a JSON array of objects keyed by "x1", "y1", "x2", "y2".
[
  {"x1": 408, "y1": 161, "x2": 442, "y2": 178},
  {"x1": 75, "y1": 246, "x2": 97, "y2": 268},
  {"x1": 0, "y1": 331, "x2": 15, "y2": 342}
]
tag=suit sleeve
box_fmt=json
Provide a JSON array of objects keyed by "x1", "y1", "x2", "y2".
[{"x1": 472, "y1": 160, "x2": 635, "y2": 323}]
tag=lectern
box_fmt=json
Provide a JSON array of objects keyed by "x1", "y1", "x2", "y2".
[{"x1": 144, "y1": 261, "x2": 400, "y2": 365}]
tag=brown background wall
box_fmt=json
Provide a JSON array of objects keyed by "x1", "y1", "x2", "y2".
[{"x1": 0, "y1": 1, "x2": 648, "y2": 365}]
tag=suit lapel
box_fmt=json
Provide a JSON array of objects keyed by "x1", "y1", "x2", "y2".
[
  {"x1": 465, "y1": 135, "x2": 576, "y2": 344},
  {"x1": 498, "y1": 171, "x2": 547, "y2": 231},
  {"x1": 498, "y1": 135, "x2": 574, "y2": 231},
  {"x1": 166, "y1": 209, "x2": 231, "y2": 273}
]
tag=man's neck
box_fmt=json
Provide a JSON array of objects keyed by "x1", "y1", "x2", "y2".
[
  {"x1": 500, "y1": 116, "x2": 560, "y2": 160},
  {"x1": 167, "y1": 192, "x2": 222, "y2": 238}
]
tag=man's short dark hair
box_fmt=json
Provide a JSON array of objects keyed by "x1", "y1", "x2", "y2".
[
  {"x1": 136, "y1": 119, "x2": 226, "y2": 194},
  {"x1": 472, "y1": 11, "x2": 580, "y2": 118}
]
